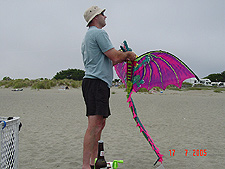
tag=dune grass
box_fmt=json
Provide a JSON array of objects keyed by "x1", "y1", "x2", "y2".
[{"x1": 0, "y1": 78, "x2": 82, "y2": 89}]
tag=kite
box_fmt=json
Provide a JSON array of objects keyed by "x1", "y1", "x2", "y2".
[{"x1": 114, "y1": 41, "x2": 199, "y2": 165}]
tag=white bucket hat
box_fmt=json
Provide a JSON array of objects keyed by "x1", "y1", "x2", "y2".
[{"x1": 84, "y1": 6, "x2": 106, "y2": 27}]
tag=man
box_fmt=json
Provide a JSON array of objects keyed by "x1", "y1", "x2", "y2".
[{"x1": 81, "y1": 6, "x2": 136, "y2": 169}]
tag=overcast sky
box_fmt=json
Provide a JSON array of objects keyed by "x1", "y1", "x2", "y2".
[{"x1": 1, "y1": 0, "x2": 224, "y2": 80}]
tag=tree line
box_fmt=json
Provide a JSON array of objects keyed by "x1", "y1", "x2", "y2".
[
  {"x1": 204, "y1": 71, "x2": 225, "y2": 82},
  {"x1": 53, "y1": 68, "x2": 85, "y2": 80}
]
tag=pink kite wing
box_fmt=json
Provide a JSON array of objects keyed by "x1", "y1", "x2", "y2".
[
  {"x1": 115, "y1": 50, "x2": 199, "y2": 92},
  {"x1": 114, "y1": 61, "x2": 127, "y2": 86}
]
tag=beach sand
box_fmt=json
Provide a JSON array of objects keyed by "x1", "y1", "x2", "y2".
[{"x1": 0, "y1": 87, "x2": 224, "y2": 169}]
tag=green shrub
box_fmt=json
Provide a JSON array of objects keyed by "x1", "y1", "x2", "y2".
[
  {"x1": 214, "y1": 88, "x2": 225, "y2": 93},
  {"x1": 193, "y1": 84, "x2": 205, "y2": 87},
  {"x1": 182, "y1": 82, "x2": 192, "y2": 88},
  {"x1": 118, "y1": 84, "x2": 125, "y2": 89},
  {"x1": 49, "y1": 80, "x2": 57, "y2": 87},
  {"x1": 13, "y1": 82, "x2": 28, "y2": 88},
  {"x1": 0, "y1": 80, "x2": 10, "y2": 87},
  {"x1": 31, "y1": 80, "x2": 51, "y2": 89},
  {"x1": 137, "y1": 88, "x2": 148, "y2": 93},
  {"x1": 4, "y1": 81, "x2": 14, "y2": 88},
  {"x1": 71, "y1": 81, "x2": 82, "y2": 88},
  {"x1": 166, "y1": 85, "x2": 182, "y2": 91},
  {"x1": 186, "y1": 87, "x2": 202, "y2": 90},
  {"x1": 11, "y1": 79, "x2": 32, "y2": 88}
]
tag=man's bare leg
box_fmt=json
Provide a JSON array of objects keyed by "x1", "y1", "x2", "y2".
[
  {"x1": 90, "y1": 118, "x2": 105, "y2": 166},
  {"x1": 82, "y1": 116, "x2": 106, "y2": 169}
]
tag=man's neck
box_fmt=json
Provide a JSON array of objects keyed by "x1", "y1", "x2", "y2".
[{"x1": 89, "y1": 23, "x2": 103, "y2": 29}]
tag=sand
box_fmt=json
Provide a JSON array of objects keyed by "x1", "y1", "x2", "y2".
[{"x1": 0, "y1": 87, "x2": 224, "y2": 169}]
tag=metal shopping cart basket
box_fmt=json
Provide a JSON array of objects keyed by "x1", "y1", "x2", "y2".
[{"x1": 0, "y1": 117, "x2": 20, "y2": 169}]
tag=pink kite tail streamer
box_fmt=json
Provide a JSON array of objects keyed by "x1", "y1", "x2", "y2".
[
  {"x1": 133, "y1": 112, "x2": 137, "y2": 119},
  {"x1": 140, "y1": 127, "x2": 144, "y2": 133},
  {"x1": 127, "y1": 97, "x2": 131, "y2": 103},
  {"x1": 129, "y1": 101, "x2": 133, "y2": 108},
  {"x1": 128, "y1": 90, "x2": 164, "y2": 165},
  {"x1": 127, "y1": 91, "x2": 133, "y2": 103}
]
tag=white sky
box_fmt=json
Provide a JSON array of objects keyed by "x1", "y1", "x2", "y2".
[{"x1": 0, "y1": 0, "x2": 225, "y2": 80}]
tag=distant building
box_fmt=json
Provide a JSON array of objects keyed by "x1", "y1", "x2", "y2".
[
  {"x1": 186, "y1": 78, "x2": 225, "y2": 87},
  {"x1": 185, "y1": 78, "x2": 212, "y2": 86},
  {"x1": 218, "y1": 82, "x2": 225, "y2": 87},
  {"x1": 212, "y1": 82, "x2": 225, "y2": 87}
]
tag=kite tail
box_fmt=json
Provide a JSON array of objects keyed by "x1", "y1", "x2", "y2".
[
  {"x1": 122, "y1": 40, "x2": 163, "y2": 165},
  {"x1": 127, "y1": 91, "x2": 164, "y2": 165}
]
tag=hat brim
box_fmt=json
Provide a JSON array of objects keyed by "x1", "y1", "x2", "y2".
[{"x1": 86, "y1": 8, "x2": 106, "y2": 27}]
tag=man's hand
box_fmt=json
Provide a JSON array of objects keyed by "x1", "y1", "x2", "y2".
[
  {"x1": 104, "y1": 48, "x2": 137, "y2": 65},
  {"x1": 126, "y1": 51, "x2": 136, "y2": 62}
]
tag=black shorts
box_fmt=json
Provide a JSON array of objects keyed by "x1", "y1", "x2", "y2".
[{"x1": 82, "y1": 78, "x2": 111, "y2": 118}]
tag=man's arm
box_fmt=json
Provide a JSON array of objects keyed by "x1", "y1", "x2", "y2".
[{"x1": 104, "y1": 48, "x2": 136, "y2": 65}]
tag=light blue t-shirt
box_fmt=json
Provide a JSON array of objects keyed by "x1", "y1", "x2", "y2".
[{"x1": 81, "y1": 26, "x2": 114, "y2": 88}]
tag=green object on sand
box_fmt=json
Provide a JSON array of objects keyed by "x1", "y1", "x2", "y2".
[
  {"x1": 94, "y1": 158, "x2": 123, "y2": 169},
  {"x1": 112, "y1": 160, "x2": 123, "y2": 169}
]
